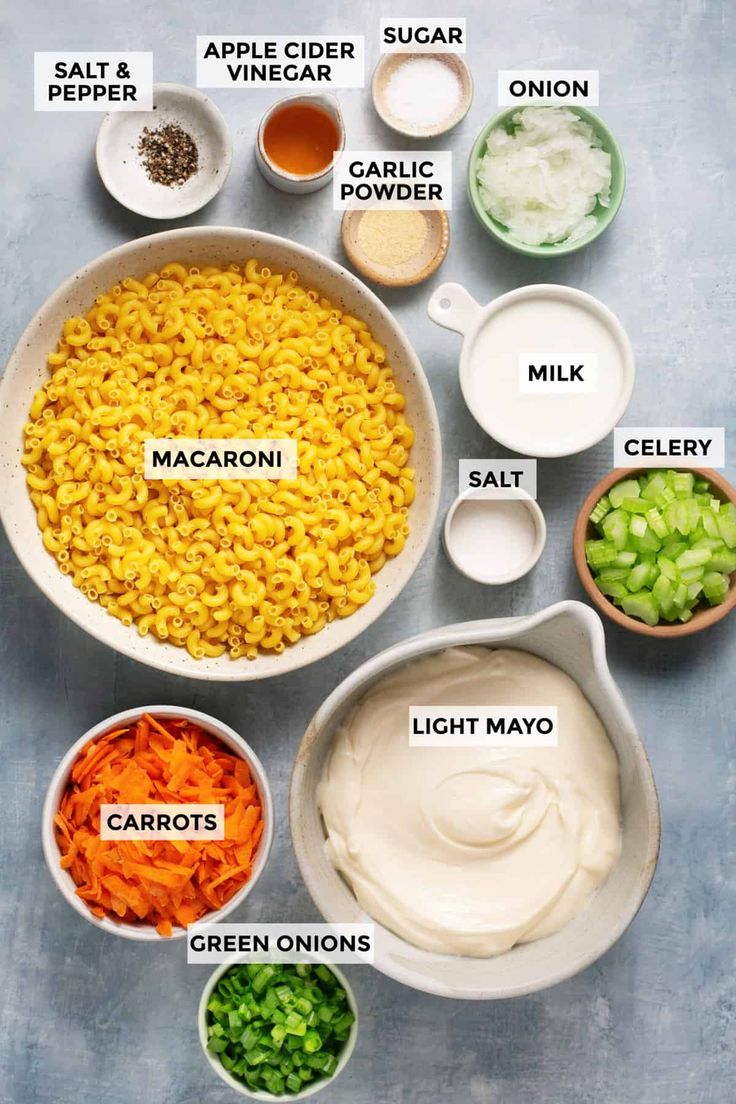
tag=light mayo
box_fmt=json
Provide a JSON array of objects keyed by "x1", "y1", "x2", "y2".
[{"x1": 318, "y1": 647, "x2": 622, "y2": 957}]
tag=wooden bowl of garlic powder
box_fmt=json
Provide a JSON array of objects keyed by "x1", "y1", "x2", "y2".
[{"x1": 341, "y1": 206, "x2": 449, "y2": 287}]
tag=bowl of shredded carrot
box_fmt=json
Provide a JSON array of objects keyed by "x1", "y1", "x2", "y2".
[{"x1": 42, "y1": 707, "x2": 273, "y2": 940}]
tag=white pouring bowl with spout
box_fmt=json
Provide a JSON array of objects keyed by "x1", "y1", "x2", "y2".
[
  {"x1": 290, "y1": 601, "x2": 660, "y2": 1000},
  {"x1": 427, "y1": 281, "x2": 635, "y2": 458}
]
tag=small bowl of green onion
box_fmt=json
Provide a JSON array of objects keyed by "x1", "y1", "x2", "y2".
[
  {"x1": 199, "y1": 960, "x2": 358, "y2": 1099},
  {"x1": 574, "y1": 467, "x2": 736, "y2": 637}
]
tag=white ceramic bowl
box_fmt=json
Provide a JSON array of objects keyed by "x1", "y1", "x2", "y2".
[
  {"x1": 0, "y1": 226, "x2": 441, "y2": 680},
  {"x1": 442, "y1": 486, "x2": 546, "y2": 584},
  {"x1": 427, "y1": 281, "x2": 635, "y2": 458},
  {"x1": 199, "y1": 958, "x2": 359, "y2": 1100},
  {"x1": 42, "y1": 705, "x2": 274, "y2": 941},
  {"x1": 371, "y1": 53, "x2": 473, "y2": 139},
  {"x1": 290, "y1": 601, "x2": 660, "y2": 999},
  {"x1": 96, "y1": 83, "x2": 232, "y2": 218}
]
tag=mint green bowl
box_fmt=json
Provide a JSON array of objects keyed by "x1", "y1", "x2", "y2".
[{"x1": 466, "y1": 105, "x2": 625, "y2": 258}]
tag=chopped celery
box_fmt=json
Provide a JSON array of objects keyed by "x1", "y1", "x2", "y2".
[
  {"x1": 609, "y1": 479, "x2": 641, "y2": 508},
  {"x1": 596, "y1": 579, "x2": 628, "y2": 600},
  {"x1": 589, "y1": 494, "x2": 611, "y2": 525},
  {"x1": 675, "y1": 547, "x2": 712, "y2": 569},
  {"x1": 622, "y1": 497, "x2": 650, "y2": 514},
  {"x1": 588, "y1": 471, "x2": 734, "y2": 625},
  {"x1": 641, "y1": 472, "x2": 667, "y2": 502},
  {"x1": 621, "y1": 592, "x2": 659, "y2": 626},
  {"x1": 645, "y1": 507, "x2": 668, "y2": 538},
  {"x1": 626, "y1": 563, "x2": 652, "y2": 593},
  {"x1": 709, "y1": 547, "x2": 736, "y2": 573},
  {"x1": 629, "y1": 514, "x2": 647, "y2": 539},
  {"x1": 601, "y1": 509, "x2": 629, "y2": 550},
  {"x1": 673, "y1": 471, "x2": 695, "y2": 498}
]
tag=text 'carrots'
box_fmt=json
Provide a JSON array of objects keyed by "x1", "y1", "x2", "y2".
[{"x1": 54, "y1": 714, "x2": 264, "y2": 937}]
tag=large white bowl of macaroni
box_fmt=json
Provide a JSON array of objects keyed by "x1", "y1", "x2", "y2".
[
  {"x1": 290, "y1": 601, "x2": 661, "y2": 999},
  {"x1": 0, "y1": 227, "x2": 441, "y2": 680}
]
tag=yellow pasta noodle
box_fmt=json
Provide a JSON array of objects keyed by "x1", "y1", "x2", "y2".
[{"x1": 23, "y1": 260, "x2": 415, "y2": 660}]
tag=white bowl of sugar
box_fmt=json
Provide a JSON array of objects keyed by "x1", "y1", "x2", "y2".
[{"x1": 371, "y1": 52, "x2": 473, "y2": 138}]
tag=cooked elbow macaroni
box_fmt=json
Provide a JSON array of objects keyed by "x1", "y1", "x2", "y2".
[{"x1": 23, "y1": 260, "x2": 415, "y2": 660}]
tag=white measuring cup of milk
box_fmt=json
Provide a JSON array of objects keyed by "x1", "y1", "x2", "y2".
[{"x1": 428, "y1": 282, "x2": 635, "y2": 458}]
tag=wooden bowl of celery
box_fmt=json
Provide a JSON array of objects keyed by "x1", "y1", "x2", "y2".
[{"x1": 574, "y1": 468, "x2": 736, "y2": 637}]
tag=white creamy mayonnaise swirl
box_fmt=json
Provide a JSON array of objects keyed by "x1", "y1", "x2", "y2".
[{"x1": 318, "y1": 647, "x2": 622, "y2": 957}]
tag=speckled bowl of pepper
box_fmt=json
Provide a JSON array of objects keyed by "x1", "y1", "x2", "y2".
[{"x1": 96, "y1": 82, "x2": 232, "y2": 218}]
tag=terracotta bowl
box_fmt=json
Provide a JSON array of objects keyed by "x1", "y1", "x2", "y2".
[{"x1": 573, "y1": 467, "x2": 736, "y2": 638}]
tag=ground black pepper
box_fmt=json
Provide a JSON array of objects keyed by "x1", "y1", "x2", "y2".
[{"x1": 137, "y1": 123, "x2": 199, "y2": 187}]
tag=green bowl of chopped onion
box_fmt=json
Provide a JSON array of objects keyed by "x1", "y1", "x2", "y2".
[
  {"x1": 574, "y1": 467, "x2": 736, "y2": 637},
  {"x1": 467, "y1": 104, "x2": 626, "y2": 257},
  {"x1": 199, "y1": 960, "x2": 359, "y2": 1099}
]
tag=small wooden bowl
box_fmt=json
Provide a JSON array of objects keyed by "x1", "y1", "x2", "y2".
[
  {"x1": 341, "y1": 207, "x2": 449, "y2": 288},
  {"x1": 573, "y1": 467, "x2": 736, "y2": 638}
]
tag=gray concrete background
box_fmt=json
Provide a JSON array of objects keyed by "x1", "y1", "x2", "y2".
[{"x1": 1, "y1": 2, "x2": 734, "y2": 1102}]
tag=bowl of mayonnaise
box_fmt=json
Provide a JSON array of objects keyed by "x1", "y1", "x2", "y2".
[{"x1": 289, "y1": 600, "x2": 660, "y2": 1000}]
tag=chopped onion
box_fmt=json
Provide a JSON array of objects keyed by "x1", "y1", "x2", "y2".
[{"x1": 476, "y1": 107, "x2": 612, "y2": 246}]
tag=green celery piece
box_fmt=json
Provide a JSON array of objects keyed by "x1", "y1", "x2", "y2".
[
  {"x1": 676, "y1": 547, "x2": 712, "y2": 569},
  {"x1": 657, "y1": 556, "x2": 679, "y2": 582},
  {"x1": 709, "y1": 547, "x2": 736, "y2": 574},
  {"x1": 694, "y1": 479, "x2": 710, "y2": 493},
  {"x1": 585, "y1": 539, "x2": 619, "y2": 568},
  {"x1": 621, "y1": 497, "x2": 650, "y2": 514},
  {"x1": 622, "y1": 591, "x2": 660, "y2": 626},
  {"x1": 687, "y1": 581, "x2": 704, "y2": 601},
  {"x1": 680, "y1": 565, "x2": 705, "y2": 585},
  {"x1": 629, "y1": 514, "x2": 647, "y2": 539},
  {"x1": 602, "y1": 509, "x2": 629, "y2": 549},
  {"x1": 590, "y1": 494, "x2": 611, "y2": 525},
  {"x1": 641, "y1": 472, "x2": 667, "y2": 502},
  {"x1": 596, "y1": 579, "x2": 628, "y2": 600},
  {"x1": 653, "y1": 573, "x2": 675, "y2": 615},
  {"x1": 634, "y1": 527, "x2": 662, "y2": 552},
  {"x1": 609, "y1": 478, "x2": 642, "y2": 508},
  {"x1": 702, "y1": 510, "x2": 720, "y2": 538},
  {"x1": 645, "y1": 507, "x2": 669, "y2": 538},
  {"x1": 716, "y1": 512, "x2": 736, "y2": 549},
  {"x1": 703, "y1": 571, "x2": 729, "y2": 603},
  {"x1": 678, "y1": 608, "x2": 694, "y2": 623},
  {"x1": 626, "y1": 563, "x2": 651, "y2": 592},
  {"x1": 598, "y1": 566, "x2": 630, "y2": 583},
  {"x1": 672, "y1": 582, "x2": 688, "y2": 610},
  {"x1": 615, "y1": 550, "x2": 637, "y2": 566},
  {"x1": 673, "y1": 471, "x2": 695, "y2": 498}
]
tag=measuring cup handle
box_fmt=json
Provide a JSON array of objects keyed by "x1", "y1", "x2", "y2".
[{"x1": 427, "y1": 283, "x2": 482, "y2": 335}]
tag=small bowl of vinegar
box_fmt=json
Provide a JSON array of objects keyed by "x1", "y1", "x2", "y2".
[{"x1": 256, "y1": 93, "x2": 345, "y2": 194}]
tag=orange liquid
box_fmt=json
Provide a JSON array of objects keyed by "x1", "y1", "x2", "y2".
[{"x1": 263, "y1": 104, "x2": 340, "y2": 176}]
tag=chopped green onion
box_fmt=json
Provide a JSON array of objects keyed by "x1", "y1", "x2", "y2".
[{"x1": 206, "y1": 964, "x2": 353, "y2": 1096}]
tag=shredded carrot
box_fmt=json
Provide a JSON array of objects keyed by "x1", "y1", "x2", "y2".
[{"x1": 55, "y1": 714, "x2": 264, "y2": 936}]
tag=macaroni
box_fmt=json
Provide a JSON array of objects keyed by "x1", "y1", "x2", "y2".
[{"x1": 23, "y1": 261, "x2": 415, "y2": 660}]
